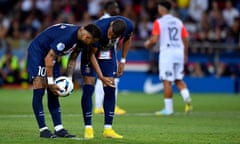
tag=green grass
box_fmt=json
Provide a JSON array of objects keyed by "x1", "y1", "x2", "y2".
[{"x1": 0, "y1": 89, "x2": 240, "y2": 144}]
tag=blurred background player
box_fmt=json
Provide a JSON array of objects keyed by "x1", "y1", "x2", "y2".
[
  {"x1": 144, "y1": 1, "x2": 192, "y2": 115},
  {"x1": 0, "y1": 47, "x2": 20, "y2": 86},
  {"x1": 80, "y1": 16, "x2": 133, "y2": 139},
  {"x1": 94, "y1": 0, "x2": 126, "y2": 115},
  {"x1": 27, "y1": 23, "x2": 101, "y2": 138}
]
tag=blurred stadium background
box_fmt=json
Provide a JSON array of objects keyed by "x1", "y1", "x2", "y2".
[{"x1": 0, "y1": 0, "x2": 240, "y2": 94}]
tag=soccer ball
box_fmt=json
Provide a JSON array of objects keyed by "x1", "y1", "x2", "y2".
[{"x1": 55, "y1": 76, "x2": 74, "y2": 97}]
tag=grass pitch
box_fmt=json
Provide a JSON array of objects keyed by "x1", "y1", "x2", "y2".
[{"x1": 0, "y1": 89, "x2": 240, "y2": 144}]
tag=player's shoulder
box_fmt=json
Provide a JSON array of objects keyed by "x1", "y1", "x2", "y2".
[
  {"x1": 46, "y1": 23, "x2": 78, "y2": 31},
  {"x1": 112, "y1": 16, "x2": 133, "y2": 24},
  {"x1": 160, "y1": 14, "x2": 183, "y2": 24}
]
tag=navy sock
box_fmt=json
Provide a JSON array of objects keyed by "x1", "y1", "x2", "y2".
[
  {"x1": 103, "y1": 86, "x2": 116, "y2": 125},
  {"x1": 81, "y1": 84, "x2": 94, "y2": 125},
  {"x1": 47, "y1": 89, "x2": 61, "y2": 127},
  {"x1": 32, "y1": 88, "x2": 46, "y2": 128}
]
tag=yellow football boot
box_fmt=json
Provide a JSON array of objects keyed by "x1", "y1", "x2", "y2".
[
  {"x1": 114, "y1": 106, "x2": 126, "y2": 115},
  {"x1": 84, "y1": 127, "x2": 94, "y2": 139},
  {"x1": 94, "y1": 107, "x2": 104, "y2": 114},
  {"x1": 103, "y1": 128, "x2": 123, "y2": 139},
  {"x1": 185, "y1": 102, "x2": 193, "y2": 114}
]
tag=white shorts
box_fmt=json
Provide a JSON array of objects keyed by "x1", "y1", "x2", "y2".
[{"x1": 159, "y1": 62, "x2": 184, "y2": 82}]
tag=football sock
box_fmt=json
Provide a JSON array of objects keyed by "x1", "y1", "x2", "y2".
[
  {"x1": 54, "y1": 124, "x2": 64, "y2": 132},
  {"x1": 47, "y1": 89, "x2": 61, "y2": 126},
  {"x1": 114, "y1": 78, "x2": 119, "y2": 100},
  {"x1": 40, "y1": 126, "x2": 48, "y2": 132},
  {"x1": 81, "y1": 84, "x2": 94, "y2": 125},
  {"x1": 85, "y1": 125, "x2": 92, "y2": 128},
  {"x1": 103, "y1": 86, "x2": 115, "y2": 125},
  {"x1": 104, "y1": 124, "x2": 112, "y2": 129},
  {"x1": 94, "y1": 79, "x2": 104, "y2": 108},
  {"x1": 32, "y1": 88, "x2": 46, "y2": 128},
  {"x1": 180, "y1": 88, "x2": 191, "y2": 103},
  {"x1": 164, "y1": 98, "x2": 173, "y2": 113}
]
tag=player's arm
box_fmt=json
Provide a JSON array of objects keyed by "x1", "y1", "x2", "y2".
[
  {"x1": 44, "y1": 49, "x2": 61, "y2": 95},
  {"x1": 66, "y1": 45, "x2": 81, "y2": 80},
  {"x1": 144, "y1": 35, "x2": 159, "y2": 48},
  {"x1": 89, "y1": 47, "x2": 115, "y2": 87},
  {"x1": 181, "y1": 25, "x2": 189, "y2": 63},
  {"x1": 144, "y1": 20, "x2": 160, "y2": 48},
  {"x1": 117, "y1": 34, "x2": 132, "y2": 77}
]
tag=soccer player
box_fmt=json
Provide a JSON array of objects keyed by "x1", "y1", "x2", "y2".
[
  {"x1": 144, "y1": 1, "x2": 192, "y2": 115},
  {"x1": 27, "y1": 23, "x2": 102, "y2": 138},
  {"x1": 94, "y1": 0, "x2": 126, "y2": 115},
  {"x1": 80, "y1": 16, "x2": 133, "y2": 139}
]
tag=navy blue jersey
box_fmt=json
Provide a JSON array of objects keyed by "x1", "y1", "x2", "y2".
[
  {"x1": 29, "y1": 23, "x2": 80, "y2": 57},
  {"x1": 93, "y1": 16, "x2": 134, "y2": 49},
  {"x1": 27, "y1": 23, "x2": 84, "y2": 80},
  {"x1": 81, "y1": 16, "x2": 134, "y2": 78}
]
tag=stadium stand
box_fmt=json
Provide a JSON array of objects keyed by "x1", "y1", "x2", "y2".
[{"x1": 0, "y1": 0, "x2": 239, "y2": 92}]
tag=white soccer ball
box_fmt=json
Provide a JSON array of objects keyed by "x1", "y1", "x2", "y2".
[{"x1": 55, "y1": 76, "x2": 74, "y2": 97}]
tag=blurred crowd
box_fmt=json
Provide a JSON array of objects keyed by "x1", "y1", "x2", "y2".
[{"x1": 0, "y1": 0, "x2": 240, "y2": 86}]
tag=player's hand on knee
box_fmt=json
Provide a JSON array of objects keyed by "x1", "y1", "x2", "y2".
[{"x1": 101, "y1": 77, "x2": 115, "y2": 88}]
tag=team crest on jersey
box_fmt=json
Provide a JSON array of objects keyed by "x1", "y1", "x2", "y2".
[
  {"x1": 85, "y1": 65, "x2": 91, "y2": 73},
  {"x1": 57, "y1": 42, "x2": 65, "y2": 51}
]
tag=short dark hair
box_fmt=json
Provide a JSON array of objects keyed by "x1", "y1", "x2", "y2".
[
  {"x1": 111, "y1": 19, "x2": 126, "y2": 37},
  {"x1": 158, "y1": 0, "x2": 171, "y2": 11},
  {"x1": 104, "y1": 0, "x2": 118, "y2": 11},
  {"x1": 84, "y1": 24, "x2": 101, "y2": 39}
]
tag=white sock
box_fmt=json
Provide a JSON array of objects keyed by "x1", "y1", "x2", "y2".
[
  {"x1": 180, "y1": 88, "x2": 191, "y2": 103},
  {"x1": 85, "y1": 125, "x2": 92, "y2": 128},
  {"x1": 164, "y1": 98, "x2": 173, "y2": 113},
  {"x1": 40, "y1": 126, "x2": 48, "y2": 132},
  {"x1": 114, "y1": 78, "x2": 119, "y2": 101},
  {"x1": 94, "y1": 79, "x2": 104, "y2": 108},
  {"x1": 104, "y1": 124, "x2": 112, "y2": 129},
  {"x1": 54, "y1": 124, "x2": 64, "y2": 132}
]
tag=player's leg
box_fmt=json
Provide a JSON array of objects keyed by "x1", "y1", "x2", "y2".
[
  {"x1": 80, "y1": 50, "x2": 96, "y2": 139},
  {"x1": 100, "y1": 60, "x2": 123, "y2": 138},
  {"x1": 31, "y1": 77, "x2": 55, "y2": 138},
  {"x1": 102, "y1": 77, "x2": 123, "y2": 139},
  {"x1": 114, "y1": 78, "x2": 126, "y2": 115},
  {"x1": 81, "y1": 75, "x2": 95, "y2": 139},
  {"x1": 174, "y1": 63, "x2": 192, "y2": 113},
  {"x1": 27, "y1": 47, "x2": 56, "y2": 138},
  {"x1": 47, "y1": 62, "x2": 75, "y2": 138},
  {"x1": 94, "y1": 78, "x2": 104, "y2": 114},
  {"x1": 155, "y1": 61, "x2": 174, "y2": 115}
]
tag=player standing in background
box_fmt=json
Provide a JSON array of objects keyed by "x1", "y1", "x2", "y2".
[
  {"x1": 80, "y1": 16, "x2": 133, "y2": 139},
  {"x1": 144, "y1": 1, "x2": 192, "y2": 115},
  {"x1": 27, "y1": 23, "x2": 102, "y2": 138},
  {"x1": 94, "y1": 0, "x2": 126, "y2": 115}
]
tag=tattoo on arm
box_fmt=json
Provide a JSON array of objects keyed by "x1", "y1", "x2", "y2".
[{"x1": 66, "y1": 51, "x2": 79, "y2": 76}]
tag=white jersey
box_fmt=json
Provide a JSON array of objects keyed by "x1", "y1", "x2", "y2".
[
  {"x1": 100, "y1": 13, "x2": 111, "y2": 19},
  {"x1": 152, "y1": 14, "x2": 188, "y2": 63},
  {"x1": 151, "y1": 14, "x2": 188, "y2": 81}
]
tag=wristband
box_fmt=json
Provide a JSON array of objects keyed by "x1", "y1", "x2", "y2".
[
  {"x1": 120, "y1": 58, "x2": 126, "y2": 64},
  {"x1": 47, "y1": 77, "x2": 54, "y2": 84}
]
